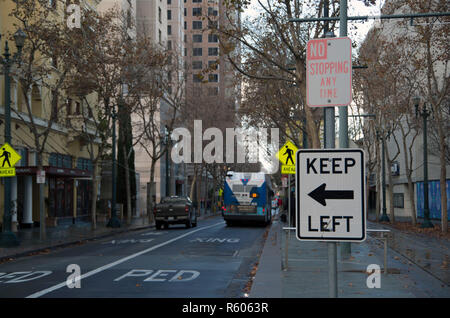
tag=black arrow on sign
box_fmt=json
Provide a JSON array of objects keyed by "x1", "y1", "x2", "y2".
[{"x1": 307, "y1": 183, "x2": 354, "y2": 206}]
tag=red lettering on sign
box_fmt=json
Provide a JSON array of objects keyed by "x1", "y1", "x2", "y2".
[{"x1": 307, "y1": 39, "x2": 327, "y2": 60}]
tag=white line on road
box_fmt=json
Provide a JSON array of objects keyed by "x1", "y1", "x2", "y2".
[{"x1": 26, "y1": 222, "x2": 224, "y2": 298}]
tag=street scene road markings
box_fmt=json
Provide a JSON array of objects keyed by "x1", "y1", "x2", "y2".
[
  {"x1": 26, "y1": 222, "x2": 224, "y2": 298},
  {"x1": 141, "y1": 231, "x2": 168, "y2": 236},
  {"x1": 102, "y1": 239, "x2": 154, "y2": 244}
]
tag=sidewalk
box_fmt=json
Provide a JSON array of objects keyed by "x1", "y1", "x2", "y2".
[{"x1": 251, "y1": 211, "x2": 450, "y2": 298}]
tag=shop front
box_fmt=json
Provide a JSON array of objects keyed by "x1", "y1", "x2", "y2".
[{"x1": 15, "y1": 166, "x2": 93, "y2": 227}]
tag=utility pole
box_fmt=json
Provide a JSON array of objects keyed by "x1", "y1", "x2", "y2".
[
  {"x1": 338, "y1": 0, "x2": 352, "y2": 259},
  {"x1": 322, "y1": 0, "x2": 338, "y2": 299}
]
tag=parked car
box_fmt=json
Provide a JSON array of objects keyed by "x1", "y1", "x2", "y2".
[{"x1": 154, "y1": 196, "x2": 197, "y2": 229}]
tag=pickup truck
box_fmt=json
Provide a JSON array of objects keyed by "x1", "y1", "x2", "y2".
[{"x1": 154, "y1": 196, "x2": 197, "y2": 229}]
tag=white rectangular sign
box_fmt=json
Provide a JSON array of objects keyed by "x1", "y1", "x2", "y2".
[
  {"x1": 37, "y1": 170, "x2": 45, "y2": 184},
  {"x1": 296, "y1": 149, "x2": 365, "y2": 242},
  {"x1": 306, "y1": 37, "x2": 352, "y2": 107}
]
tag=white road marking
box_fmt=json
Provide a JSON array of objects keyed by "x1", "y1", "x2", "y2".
[
  {"x1": 141, "y1": 231, "x2": 167, "y2": 236},
  {"x1": 26, "y1": 222, "x2": 224, "y2": 298}
]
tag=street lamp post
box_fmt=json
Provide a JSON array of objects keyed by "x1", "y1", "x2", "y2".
[
  {"x1": 414, "y1": 96, "x2": 434, "y2": 228},
  {"x1": 0, "y1": 30, "x2": 26, "y2": 247},
  {"x1": 376, "y1": 130, "x2": 390, "y2": 223},
  {"x1": 164, "y1": 125, "x2": 170, "y2": 197},
  {"x1": 107, "y1": 104, "x2": 121, "y2": 228}
]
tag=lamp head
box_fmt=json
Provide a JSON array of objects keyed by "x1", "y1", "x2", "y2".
[{"x1": 13, "y1": 29, "x2": 26, "y2": 51}]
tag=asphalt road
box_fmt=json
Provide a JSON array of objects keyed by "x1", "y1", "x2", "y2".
[{"x1": 0, "y1": 216, "x2": 269, "y2": 298}]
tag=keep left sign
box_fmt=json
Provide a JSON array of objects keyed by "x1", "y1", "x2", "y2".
[{"x1": 296, "y1": 149, "x2": 366, "y2": 242}]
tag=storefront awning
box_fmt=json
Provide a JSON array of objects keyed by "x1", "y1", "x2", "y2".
[{"x1": 15, "y1": 166, "x2": 93, "y2": 178}]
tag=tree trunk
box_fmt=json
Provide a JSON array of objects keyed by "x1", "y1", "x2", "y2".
[
  {"x1": 197, "y1": 166, "x2": 203, "y2": 216},
  {"x1": 147, "y1": 161, "x2": 156, "y2": 224},
  {"x1": 438, "y1": 125, "x2": 448, "y2": 233},
  {"x1": 123, "y1": 143, "x2": 132, "y2": 225},
  {"x1": 91, "y1": 161, "x2": 98, "y2": 230},
  {"x1": 387, "y1": 164, "x2": 395, "y2": 223},
  {"x1": 375, "y1": 140, "x2": 381, "y2": 222},
  {"x1": 37, "y1": 152, "x2": 46, "y2": 240},
  {"x1": 189, "y1": 167, "x2": 198, "y2": 216},
  {"x1": 402, "y1": 135, "x2": 416, "y2": 226}
]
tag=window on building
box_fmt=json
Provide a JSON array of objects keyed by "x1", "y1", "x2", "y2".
[
  {"x1": 208, "y1": 34, "x2": 218, "y2": 43},
  {"x1": 393, "y1": 193, "x2": 404, "y2": 208},
  {"x1": 193, "y1": 34, "x2": 202, "y2": 43},
  {"x1": 193, "y1": 87, "x2": 202, "y2": 96},
  {"x1": 208, "y1": 20, "x2": 218, "y2": 29},
  {"x1": 184, "y1": 48, "x2": 187, "y2": 56},
  {"x1": 167, "y1": 40, "x2": 172, "y2": 50},
  {"x1": 184, "y1": 21, "x2": 187, "y2": 30},
  {"x1": 208, "y1": 87, "x2": 219, "y2": 96},
  {"x1": 158, "y1": 7, "x2": 162, "y2": 23},
  {"x1": 76, "y1": 158, "x2": 93, "y2": 171},
  {"x1": 127, "y1": 9, "x2": 132, "y2": 28},
  {"x1": 75, "y1": 101, "x2": 81, "y2": 115},
  {"x1": 208, "y1": 74, "x2": 218, "y2": 82},
  {"x1": 66, "y1": 98, "x2": 72, "y2": 115},
  {"x1": 192, "y1": 7, "x2": 202, "y2": 16},
  {"x1": 193, "y1": 47, "x2": 202, "y2": 56},
  {"x1": 192, "y1": 61, "x2": 202, "y2": 69},
  {"x1": 49, "y1": 153, "x2": 73, "y2": 169},
  {"x1": 208, "y1": 7, "x2": 218, "y2": 16},
  {"x1": 167, "y1": 0, "x2": 171, "y2": 4},
  {"x1": 48, "y1": 0, "x2": 56, "y2": 9},
  {"x1": 184, "y1": 8, "x2": 187, "y2": 16},
  {"x1": 193, "y1": 21, "x2": 202, "y2": 30},
  {"x1": 167, "y1": 25, "x2": 172, "y2": 35},
  {"x1": 193, "y1": 0, "x2": 202, "y2": 3},
  {"x1": 208, "y1": 47, "x2": 218, "y2": 56},
  {"x1": 193, "y1": 74, "x2": 202, "y2": 83},
  {"x1": 208, "y1": 60, "x2": 218, "y2": 70},
  {"x1": 159, "y1": 29, "x2": 162, "y2": 44},
  {"x1": 167, "y1": 10, "x2": 172, "y2": 20},
  {"x1": 184, "y1": 34, "x2": 187, "y2": 42}
]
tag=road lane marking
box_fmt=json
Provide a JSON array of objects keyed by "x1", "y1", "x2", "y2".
[{"x1": 26, "y1": 222, "x2": 224, "y2": 298}]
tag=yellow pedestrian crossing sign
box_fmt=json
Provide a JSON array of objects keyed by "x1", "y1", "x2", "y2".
[
  {"x1": 276, "y1": 141, "x2": 298, "y2": 174},
  {"x1": 0, "y1": 143, "x2": 21, "y2": 177}
]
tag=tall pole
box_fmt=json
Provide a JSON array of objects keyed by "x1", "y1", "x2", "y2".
[
  {"x1": 339, "y1": 0, "x2": 352, "y2": 259},
  {"x1": 0, "y1": 41, "x2": 20, "y2": 247},
  {"x1": 322, "y1": 0, "x2": 338, "y2": 298},
  {"x1": 165, "y1": 128, "x2": 169, "y2": 197},
  {"x1": 380, "y1": 135, "x2": 390, "y2": 222},
  {"x1": 421, "y1": 106, "x2": 433, "y2": 228},
  {"x1": 107, "y1": 105, "x2": 120, "y2": 228}
]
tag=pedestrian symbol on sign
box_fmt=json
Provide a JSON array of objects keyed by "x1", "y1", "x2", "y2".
[
  {"x1": 283, "y1": 146, "x2": 294, "y2": 165},
  {"x1": 0, "y1": 147, "x2": 12, "y2": 167}
]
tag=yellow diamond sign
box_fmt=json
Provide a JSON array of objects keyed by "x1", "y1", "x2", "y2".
[
  {"x1": 0, "y1": 143, "x2": 21, "y2": 177},
  {"x1": 276, "y1": 141, "x2": 298, "y2": 167}
]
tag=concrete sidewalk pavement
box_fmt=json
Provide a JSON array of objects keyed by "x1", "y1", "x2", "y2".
[{"x1": 250, "y1": 212, "x2": 450, "y2": 298}]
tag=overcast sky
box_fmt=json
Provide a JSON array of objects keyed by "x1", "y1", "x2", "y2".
[{"x1": 243, "y1": 0, "x2": 386, "y2": 46}]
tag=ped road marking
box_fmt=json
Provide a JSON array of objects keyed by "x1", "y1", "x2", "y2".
[{"x1": 26, "y1": 222, "x2": 224, "y2": 298}]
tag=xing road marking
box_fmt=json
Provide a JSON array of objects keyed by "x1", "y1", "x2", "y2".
[{"x1": 26, "y1": 222, "x2": 224, "y2": 298}]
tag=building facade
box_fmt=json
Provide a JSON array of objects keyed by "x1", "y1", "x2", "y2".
[{"x1": 0, "y1": 0, "x2": 102, "y2": 229}]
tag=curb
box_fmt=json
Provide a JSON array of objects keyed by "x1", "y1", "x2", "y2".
[{"x1": 249, "y1": 214, "x2": 282, "y2": 298}]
